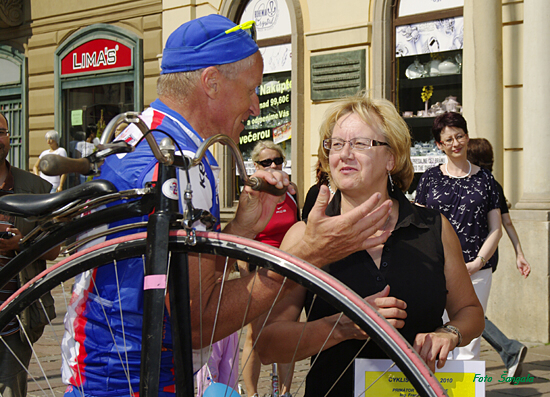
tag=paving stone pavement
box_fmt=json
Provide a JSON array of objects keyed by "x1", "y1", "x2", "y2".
[{"x1": 24, "y1": 280, "x2": 550, "y2": 396}]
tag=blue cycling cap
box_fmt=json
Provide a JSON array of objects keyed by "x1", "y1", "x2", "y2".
[{"x1": 161, "y1": 14, "x2": 259, "y2": 74}]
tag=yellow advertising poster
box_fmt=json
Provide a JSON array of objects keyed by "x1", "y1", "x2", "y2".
[{"x1": 354, "y1": 359, "x2": 485, "y2": 396}]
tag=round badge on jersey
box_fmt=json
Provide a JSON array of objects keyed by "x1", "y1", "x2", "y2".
[{"x1": 162, "y1": 178, "x2": 179, "y2": 200}]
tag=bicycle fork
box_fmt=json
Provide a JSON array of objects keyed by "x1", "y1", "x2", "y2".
[{"x1": 140, "y1": 145, "x2": 193, "y2": 397}]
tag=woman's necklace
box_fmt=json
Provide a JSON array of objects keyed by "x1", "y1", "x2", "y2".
[
  {"x1": 327, "y1": 182, "x2": 335, "y2": 195},
  {"x1": 445, "y1": 160, "x2": 472, "y2": 179}
]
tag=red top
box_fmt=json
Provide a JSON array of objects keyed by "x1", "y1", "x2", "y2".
[{"x1": 255, "y1": 192, "x2": 298, "y2": 248}]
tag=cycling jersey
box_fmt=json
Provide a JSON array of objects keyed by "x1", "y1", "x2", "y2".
[{"x1": 61, "y1": 99, "x2": 221, "y2": 396}]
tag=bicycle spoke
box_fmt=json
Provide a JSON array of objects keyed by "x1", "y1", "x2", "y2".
[
  {"x1": 90, "y1": 270, "x2": 134, "y2": 388},
  {"x1": 113, "y1": 260, "x2": 135, "y2": 396},
  {"x1": 229, "y1": 266, "x2": 260, "y2": 394},
  {"x1": 1, "y1": 330, "x2": 52, "y2": 397},
  {"x1": 280, "y1": 294, "x2": 317, "y2": 395},
  {"x1": 357, "y1": 362, "x2": 397, "y2": 397}
]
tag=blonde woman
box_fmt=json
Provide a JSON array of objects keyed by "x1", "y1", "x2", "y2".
[{"x1": 255, "y1": 93, "x2": 484, "y2": 397}]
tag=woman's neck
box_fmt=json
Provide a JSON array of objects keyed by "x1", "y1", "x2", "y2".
[
  {"x1": 445, "y1": 157, "x2": 471, "y2": 175},
  {"x1": 340, "y1": 188, "x2": 391, "y2": 215}
]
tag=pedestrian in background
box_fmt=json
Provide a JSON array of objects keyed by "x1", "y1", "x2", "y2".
[
  {"x1": 0, "y1": 112, "x2": 59, "y2": 397},
  {"x1": 33, "y1": 130, "x2": 67, "y2": 192},
  {"x1": 240, "y1": 140, "x2": 299, "y2": 397},
  {"x1": 415, "y1": 112, "x2": 502, "y2": 360},
  {"x1": 467, "y1": 137, "x2": 530, "y2": 379}
]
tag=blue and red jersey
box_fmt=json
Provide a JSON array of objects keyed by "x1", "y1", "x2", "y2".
[{"x1": 61, "y1": 99, "x2": 221, "y2": 396}]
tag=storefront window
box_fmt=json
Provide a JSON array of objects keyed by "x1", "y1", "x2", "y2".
[
  {"x1": 233, "y1": 0, "x2": 292, "y2": 200},
  {"x1": 55, "y1": 25, "x2": 142, "y2": 188},
  {"x1": 394, "y1": 2, "x2": 463, "y2": 198},
  {"x1": 0, "y1": 46, "x2": 26, "y2": 169},
  {"x1": 62, "y1": 82, "x2": 134, "y2": 186}
]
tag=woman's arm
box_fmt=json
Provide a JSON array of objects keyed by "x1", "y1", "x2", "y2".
[
  {"x1": 501, "y1": 213, "x2": 531, "y2": 278},
  {"x1": 413, "y1": 215, "x2": 484, "y2": 372},
  {"x1": 466, "y1": 208, "x2": 503, "y2": 275},
  {"x1": 255, "y1": 222, "x2": 406, "y2": 364},
  {"x1": 33, "y1": 158, "x2": 41, "y2": 176},
  {"x1": 58, "y1": 173, "x2": 67, "y2": 192},
  {"x1": 255, "y1": 285, "x2": 407, "y2": 364}
]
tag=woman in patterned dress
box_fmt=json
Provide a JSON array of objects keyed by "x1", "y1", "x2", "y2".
[{"x1": 415, "y1": 112, "x2": 502, "y2": 360}]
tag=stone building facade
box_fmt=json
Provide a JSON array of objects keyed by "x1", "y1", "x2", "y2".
[{"x1": 0, "y1": 0, "x2": 546, "y2": 342}]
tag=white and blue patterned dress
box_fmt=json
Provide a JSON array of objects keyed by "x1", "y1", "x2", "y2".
[{"x1": 415, "y1": 165, "x2": 500, "y2": 270}]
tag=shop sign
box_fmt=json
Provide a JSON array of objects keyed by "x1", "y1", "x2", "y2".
[
  {"x1": 61, "y1": 39, "x2": 132, "y2": 76},
  {"x1": 239, "y1": 71, "x2": 291, "y2": 162}
]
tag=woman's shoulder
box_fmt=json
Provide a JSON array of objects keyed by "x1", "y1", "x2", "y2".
[
  {"x1": 420, "y1": 164, "x2": 444, "y2": 179},
  {"x1": 411, "y1": 201, "x2": 442, "y2": 223},
  {"x1": 56, "y1": 147, "x2": 68, "y2": 157},
  {"x1": 472, "y1": 167, "x2": 498, "y2": 185}
]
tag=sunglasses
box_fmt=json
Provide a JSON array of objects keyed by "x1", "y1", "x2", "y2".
[
  {"x1": 256, "y1": 157, "x2": 284, "y2": 168},
  {"x1": 193, "y1": 20, "x2": 257, "y2": 50}
]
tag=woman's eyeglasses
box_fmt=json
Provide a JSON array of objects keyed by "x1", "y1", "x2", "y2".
[
  {"x1": 440, "y1": 133, "x2": 467, "y2": 147},
  {"x1": 256, "y1": 157, "x2": 284, "y2": 167},
  {"x1": 193, "y1": 20, "x2": 256, "y2": 50},
  {"x1": 323, "y1": 137, "x2": 389, "y2": 152}
]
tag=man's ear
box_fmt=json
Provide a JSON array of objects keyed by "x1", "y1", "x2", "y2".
[{"x1": 201, "y1": 66, "x2": 221, "y2": 99}]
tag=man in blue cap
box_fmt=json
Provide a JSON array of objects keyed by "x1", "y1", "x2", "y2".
[{"x1": 60, "y1": 15, "x2": 394, "y2": 397}]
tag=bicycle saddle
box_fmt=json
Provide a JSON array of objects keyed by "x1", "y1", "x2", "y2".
[{"x1": 0, "y1": 179, "x2": 118, "y2": 218}]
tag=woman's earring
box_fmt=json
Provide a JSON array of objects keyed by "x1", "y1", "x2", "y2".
[{"x1": 388, "y1": 170, "x2": 395, "y2": 192}]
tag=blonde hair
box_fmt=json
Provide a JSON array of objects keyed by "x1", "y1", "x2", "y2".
[
  {"x1": 251, "y1": 140, "x2": 285, "y2": 163},
  {"x1": 318, "y1": 92, "x2": 414, "y2": 191}
]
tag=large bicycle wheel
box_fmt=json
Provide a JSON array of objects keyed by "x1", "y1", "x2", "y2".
[{"x1": 0, "y1": 230, "x2": 446, "y2": 397}]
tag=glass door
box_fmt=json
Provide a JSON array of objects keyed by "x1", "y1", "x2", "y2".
[{"x1": 62, "y1": 81, "x2": 134, "y2": 188}]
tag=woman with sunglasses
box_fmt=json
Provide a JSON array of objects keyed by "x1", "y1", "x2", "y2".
[
  {"x1": 415, "y1": 112, "x2": 503, "y2": 361},
  {"x1": 253, "y1": 93, "x2": 483, "y2": 396},
  {"x1": 240, "y1": 140, "x2": 300, "y2": 397}
]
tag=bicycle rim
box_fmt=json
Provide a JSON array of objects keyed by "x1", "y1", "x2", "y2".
[{"x1": 0, "y1": 230, "x2": 446, "y2": 397}]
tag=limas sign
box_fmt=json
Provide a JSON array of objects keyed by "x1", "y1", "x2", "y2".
[{"x1": 61, "y1": 39, "x2": 132, "y2": 76}]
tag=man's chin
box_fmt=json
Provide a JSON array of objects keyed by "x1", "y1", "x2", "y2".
[{"x1": 233, "y1": 126, "x2": 245, "y2": 144}]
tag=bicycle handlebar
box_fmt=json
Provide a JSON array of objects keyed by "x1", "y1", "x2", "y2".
[
  {"x1": 40, "y1": 111, "x2": 287, "y2": 196},
  {"x1": 40, "y1": 155, "x2": 93, "y2": 176}
]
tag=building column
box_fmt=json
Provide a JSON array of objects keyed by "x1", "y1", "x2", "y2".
[
  {"x1": 516, "y1": 0, "x2": 550, "y2": 209},
  {"x1": 487, "y1": 0, "x2": 550, "y2": 344},
  {"x1": 462, "y1": 0, "x2": 503, "y2": 182}
]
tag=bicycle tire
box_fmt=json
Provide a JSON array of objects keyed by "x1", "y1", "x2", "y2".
[{"x1": 0, "y1": 230, "x2": 446, "y2": 397}]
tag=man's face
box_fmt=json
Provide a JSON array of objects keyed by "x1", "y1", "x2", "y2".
[
  {"x1": 0, "y1": 115, "x2": 10, "y2": 164},
  {"x1": 214, "y1": 52, "x2": 263, "y2": 142}
]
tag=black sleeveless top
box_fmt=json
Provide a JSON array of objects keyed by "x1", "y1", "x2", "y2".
[{"x1": 303, "y1": 187, "x2": 447, "y2": 397}]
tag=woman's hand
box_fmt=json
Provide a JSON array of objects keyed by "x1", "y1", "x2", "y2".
[
  {"x1": 330, "y1": 285, "x2": 407, "y2": 343},
  {"x1": 366, "y1": 285, "x2": 407, "y2": 329},
  {"x1": 465, "y1": 257, "x2": 484, "y2": 276},
  {"x1": 413, "y1": 329, "x2": 459, "y2": 372},
  {"x1": 516, "y1": 254, "x2": 531, "y2": 278}
]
